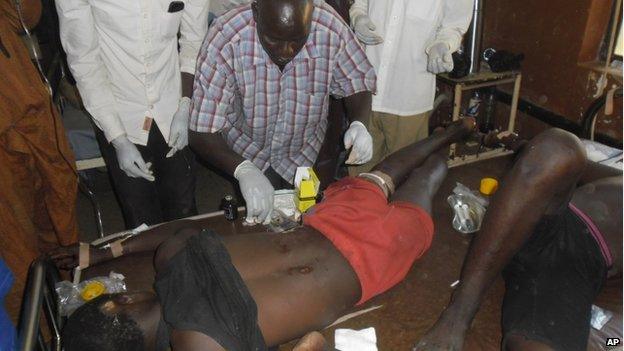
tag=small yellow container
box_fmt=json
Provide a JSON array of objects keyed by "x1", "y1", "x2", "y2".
[
  {"x1": 295, "y1": 167, "x2": 320, "y2": 213},
  {"x1": 480, "y1": 177, "x2": 499, "y2": 195},
  {"x1": 81, "y1": 281, "x2": 107, "y2": 301}
]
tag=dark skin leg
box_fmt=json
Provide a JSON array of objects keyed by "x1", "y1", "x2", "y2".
[
  {"x1": 373, "y1": 118, "x2": 475, "y2": 188},
  {"x1": 292, "y1": 331, "x2": 330, "y2": 351},
  {"x1": 414, "y1": 128, "x2": 622, "y2": 351}
]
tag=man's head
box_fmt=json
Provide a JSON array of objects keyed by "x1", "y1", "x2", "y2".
[
  {"x1": 252, "y1": 0, "x2": 314, "y2": 69},
  {"x1": 63, "y1": 292, "x2": 161, "y2": 351}
]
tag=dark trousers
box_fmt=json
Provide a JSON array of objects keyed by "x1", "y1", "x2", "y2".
[{"x1": 95, "y1": 124, "x2": 197, "y2": 229}]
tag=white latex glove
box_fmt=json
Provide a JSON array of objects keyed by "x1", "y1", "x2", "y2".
[
  {"x1": 426, "y1": 42, "x2": 454, "y2": 74},
  {"x1": 352, "y1": 14, "x2": 383, "y2": 46},
  {"x1": 234, "y1": 160, "x2": 274, "y2": 224},
  {"x1": 344, "y1": 121, "x2": 373, "y2": 165},
  {"x1": 166, "y1": 96, "x2": 191, "y2": 158},
  {"x1": 111, "y1": 135, "x2": 155, "y2": 181}
]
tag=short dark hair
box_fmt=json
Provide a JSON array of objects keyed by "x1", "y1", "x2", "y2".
[{"x1": 62, "y1": 294, "x2": 145, "y2": 351}]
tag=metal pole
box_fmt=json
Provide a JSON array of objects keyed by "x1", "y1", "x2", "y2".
[
  {"x1": 18, "y1": 261, "x2": 45, "y2": 351},
  {"x1": 468, "y1": 0, "x2": 484, "y2": 74}
]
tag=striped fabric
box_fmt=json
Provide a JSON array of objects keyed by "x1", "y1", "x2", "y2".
[{"x1": 190, "y1": 2, "x2": 376, "y2": 183}]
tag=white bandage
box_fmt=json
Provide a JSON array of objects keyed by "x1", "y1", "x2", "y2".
[
  {"x1": 358, "y1": 171, "x2": 395, "y2": 198},
  {"x1": 110, "y1": 240, "x2": 124, "y2": 258}
]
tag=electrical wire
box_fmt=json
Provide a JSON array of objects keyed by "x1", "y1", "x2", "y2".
[{"x1": 14, "y1": 0, "x2": 53, "y2": 97}]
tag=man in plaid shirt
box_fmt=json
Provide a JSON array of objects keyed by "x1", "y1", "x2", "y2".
[{"x1": 189, "y1": 0, "x2": 376, "y2": 224}]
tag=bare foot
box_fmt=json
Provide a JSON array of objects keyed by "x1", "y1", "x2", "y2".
[
  {"x1": 293, "y1": 331, "x2": 329, "y2": 351},
  {"x1": 412, "y1": 311, "x2": 468, "y2": 351},
  {"x1": 461, "y1": 116, "x2": 477, "y2": 133},
  {"x1": 438, "y1": 117, "x2": 477, "y2": 146},
  {"x1": 482, "y1": 130, "x2": 519, "y2": 149},
  {"x1": 432, "y1": 126, "x2": 445, "y2": 135}
]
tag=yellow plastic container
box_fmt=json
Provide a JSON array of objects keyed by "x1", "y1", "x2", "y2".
[
  {"x1": 295, "y1": 167, "x2": 320, "y2": 212},
  {"x1": 480, "y1": 177, "x2": 499, "y2": 195},
  {"x1": 81, "y1": 281, "x2": 107, "y2": 301},
  {"x1": 295, "y1": 197, "x2": 317, "y2": 213}
]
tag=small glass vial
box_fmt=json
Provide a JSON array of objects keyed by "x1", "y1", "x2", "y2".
[{"x1": 221, "y1": 195, "x2": 238, "y2": 221}]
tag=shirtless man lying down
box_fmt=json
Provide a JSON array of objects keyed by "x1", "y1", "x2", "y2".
[{"x1": 51, "y1": 118, "x2": 476, "y2": 351}]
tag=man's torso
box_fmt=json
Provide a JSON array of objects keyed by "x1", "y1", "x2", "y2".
[
  {"x1": 199, "y1": 4, "x2": 369, "y2": 182},
  {"x1": 87, "y1": 0, "x2": 184, "y2": 143}
]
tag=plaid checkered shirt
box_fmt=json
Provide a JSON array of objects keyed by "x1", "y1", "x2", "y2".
[{"x1": 190, "y1": 2, "x2": 376, "y2": 183}]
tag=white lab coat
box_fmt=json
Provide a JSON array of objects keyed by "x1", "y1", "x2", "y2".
[
  {"x1": 350, "y1": 0, "x2": 473, "y2": 116},
  {"x1": 57, "y1": 0, "x2": 210, "y2": 145}
]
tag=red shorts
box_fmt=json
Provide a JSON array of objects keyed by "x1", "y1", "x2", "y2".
[{"x1": 303, "y1": 177, "x2": 434, "y2": 304}]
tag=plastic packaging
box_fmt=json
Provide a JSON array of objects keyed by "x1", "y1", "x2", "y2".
[
  {"x1": 447, "y1": 182, "x2": 488, "y2": 234},
  {"x1": 587, "y1": 305, "x2": 622, "y2": 351},
  {"x1": 268, "y1": 209, "x2": 300, "y2": 233},
  {"x1": 56, "y1": 271, "x2": 126, "y2": 316},
  {"x1": 466, "y1": 91, "x2": 482, "y2": 118}
]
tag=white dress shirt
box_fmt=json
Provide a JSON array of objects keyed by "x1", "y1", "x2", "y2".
[
  {"x1": 209, "y1": 0, "x2": 249, "y2": 17},
  {"x1": 351, "y1": 0, "x2": 473, "y2": 116},
  {"x1": 56, "y1": 0, "x2": 210, "y2": 145}
]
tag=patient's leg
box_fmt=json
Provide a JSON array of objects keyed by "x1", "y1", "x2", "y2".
[
  {"x1": 369, "y1": 117, "x2": 475, "y2": 190},
  {"x1": 391, "y1": 147, "x2": 448, "y2": 214},
  {"x1": 414, "y1": 128, "x2": 588, "y2": 351}
]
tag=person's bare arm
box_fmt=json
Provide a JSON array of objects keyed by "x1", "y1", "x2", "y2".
[
  {"x1": 49, "y1": 219, "x2": 204, "y2": 269},
  {"x1": 343, "y1": 90, "x2": 372, "y2": 125},
  {"x1": 181, "y1": 72, "x2": 194, "y2": 98},
  {"x1": 578, "y1": 160, "x2": 623, "y2": 186},
  {"x1": 189, "y1": 130, "x2": 245, "y2": 176},
  {"x1": 486, "y1": 132, "x2": 622, "y2": 185}
]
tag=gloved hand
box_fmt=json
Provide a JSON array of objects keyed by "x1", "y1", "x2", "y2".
[
  {"x1": 166, "y1": 96, "x2": 191, "y2": 158},
  {"x1": 111, "y1": 135, "x2": 155, "y2": 181},
  {"x1": 352, "y1": 13, "x2": 383, "y2": 45},
  {"x1": 234, "y1": 160, "x2": 274, "y2": 224},
  {"x1": 426, "y1": 42, "x2": 454, "y2": 74},
  {"x1": 344, "y1": 121, "x2": 373, "y2": 165}
]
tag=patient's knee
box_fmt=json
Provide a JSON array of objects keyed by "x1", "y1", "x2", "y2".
[{"x1": 518, "y1": 128, "x2": 587, "y2": 180}]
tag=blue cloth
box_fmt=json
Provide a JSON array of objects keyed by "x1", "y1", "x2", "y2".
[
  {"x1": 0, "y1": 259, "x2": 16, "y2": 351},
  {"x1": 62, "y1": 104, "x2": 101, "y2": 161}
]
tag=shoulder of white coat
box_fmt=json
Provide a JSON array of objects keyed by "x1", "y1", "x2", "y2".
[{"x1": 311, "y1": 1, "x2": 351, "y2": 38}]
